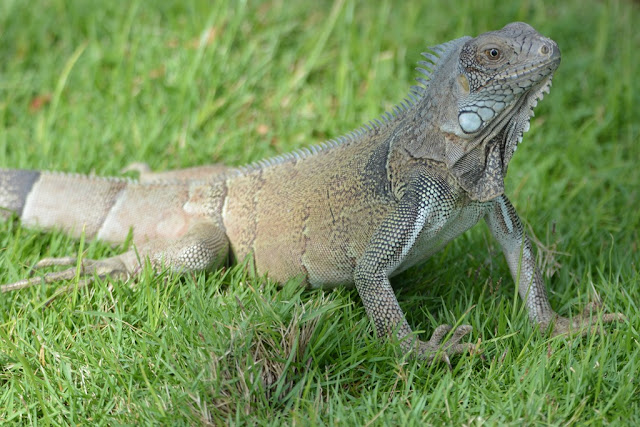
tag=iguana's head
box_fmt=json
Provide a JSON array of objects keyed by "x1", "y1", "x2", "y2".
[
  {"x1": 454, "y1": 22, "x2": 560, "y2": 138},
  {"x1": 417, "y1": 22, "x2": 561, "y2": 201}
]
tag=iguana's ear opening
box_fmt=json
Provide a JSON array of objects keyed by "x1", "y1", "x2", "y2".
[{"x1": 457, "y1": 74, "x2": 470, "y2": 94}]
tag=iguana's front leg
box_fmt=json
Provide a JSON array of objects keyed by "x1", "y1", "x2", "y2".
[
  {"x1": 1, "y1": 220, "x2": 229, "y2": 298},
  {"x1": 354, "y1": 171, "x2": 473, "y2": 362},
  {"x1": 485, "y1": 195, "x2": 625, "y2": 335}
]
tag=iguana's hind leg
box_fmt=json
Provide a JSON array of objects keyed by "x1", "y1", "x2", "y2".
[{"x1": 1, "y1": 220, "x2": 229, "y2": 298}]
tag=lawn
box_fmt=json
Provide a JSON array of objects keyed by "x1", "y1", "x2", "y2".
[{"x1": 1, "y1": 0, "x2": 639, "y2": 424}]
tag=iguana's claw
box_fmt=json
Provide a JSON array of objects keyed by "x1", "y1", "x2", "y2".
[
  {"x1": 551, "y1": 302, "x2": 626, "y2": 337},
  {"x1": 411, "y1": 324, "x2": 477, "y2": 367}
]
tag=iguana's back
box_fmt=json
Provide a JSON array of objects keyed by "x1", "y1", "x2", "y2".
[{"x1": 223, "y1": 120, "x2": 401, "y2": 287}]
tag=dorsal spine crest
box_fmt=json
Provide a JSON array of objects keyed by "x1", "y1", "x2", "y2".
[{"x1": 235, "y1": 38, "x2": 465, "y2": 176}]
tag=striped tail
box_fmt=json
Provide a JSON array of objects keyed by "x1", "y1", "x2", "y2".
[{"x1": 0, "y1": 169, "x2": 199, "y2": 245}]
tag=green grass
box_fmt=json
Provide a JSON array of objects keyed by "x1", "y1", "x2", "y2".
[{"x1": 1, "y1": 0, "x2": 639, "y2": 424}]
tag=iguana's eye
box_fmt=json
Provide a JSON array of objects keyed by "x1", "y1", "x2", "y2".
[{"x1": 485, "y1": 48, "x2": 501, "y2": 59}]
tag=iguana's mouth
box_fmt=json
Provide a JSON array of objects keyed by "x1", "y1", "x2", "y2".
[
  {"x1": 489, "y1": 55, "x2": 560, "y2": 94},
  {"x1": 498, "y1": 50, "x2": 560, "y2": 81}
]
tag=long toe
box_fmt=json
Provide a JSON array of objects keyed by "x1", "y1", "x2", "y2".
[
  {"x1": 449, "y1": 324, "x2": 473, "y2": 343},
  {"x1": 2, "y1": 266, "x2": 85, "y2": 292},
  {"x1": 1, "y1": 276, "x2": 45, "y2": 292},
  {"x1": 34, "y1": 257, "x2": 80, "y2": 269},
  {"x1": 601, "y1": 312, "x2": 626, "y2": 323},
  {"x1": 428, "y1": 324, "x2": 453, "y2": 345}
]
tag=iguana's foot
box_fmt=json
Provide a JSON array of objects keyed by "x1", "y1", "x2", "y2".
[
  {"x1": 409, "y1": 324, "x2": 476, "y2": 367},
  {"x1": 550, "y1": 302, "x2": 626, "y2": 336},
  {"x1": 0, "y1": 256, "x2": 130, "y2": 304}
]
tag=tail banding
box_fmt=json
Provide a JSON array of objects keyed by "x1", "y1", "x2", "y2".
[{"x1": 0, "y1": 169, "x2": 198, "y2": 246}]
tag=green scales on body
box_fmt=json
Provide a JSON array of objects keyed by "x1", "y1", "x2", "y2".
[{"x1": 0, "y1": 23, "x2": 624, "y2": 361}]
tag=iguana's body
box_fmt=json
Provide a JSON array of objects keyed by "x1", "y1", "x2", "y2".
[{"x1": 0, "y1": 23, "x2": 623, "y2": 360}]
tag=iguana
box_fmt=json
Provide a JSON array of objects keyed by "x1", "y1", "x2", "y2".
[{"x1": 0, "y1": 22, "x2": 624, "y2": 361}]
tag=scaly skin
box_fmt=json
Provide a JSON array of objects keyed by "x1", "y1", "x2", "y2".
[{"x1": 0, "y1": 23, "x2": 624, "y2": 362}]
